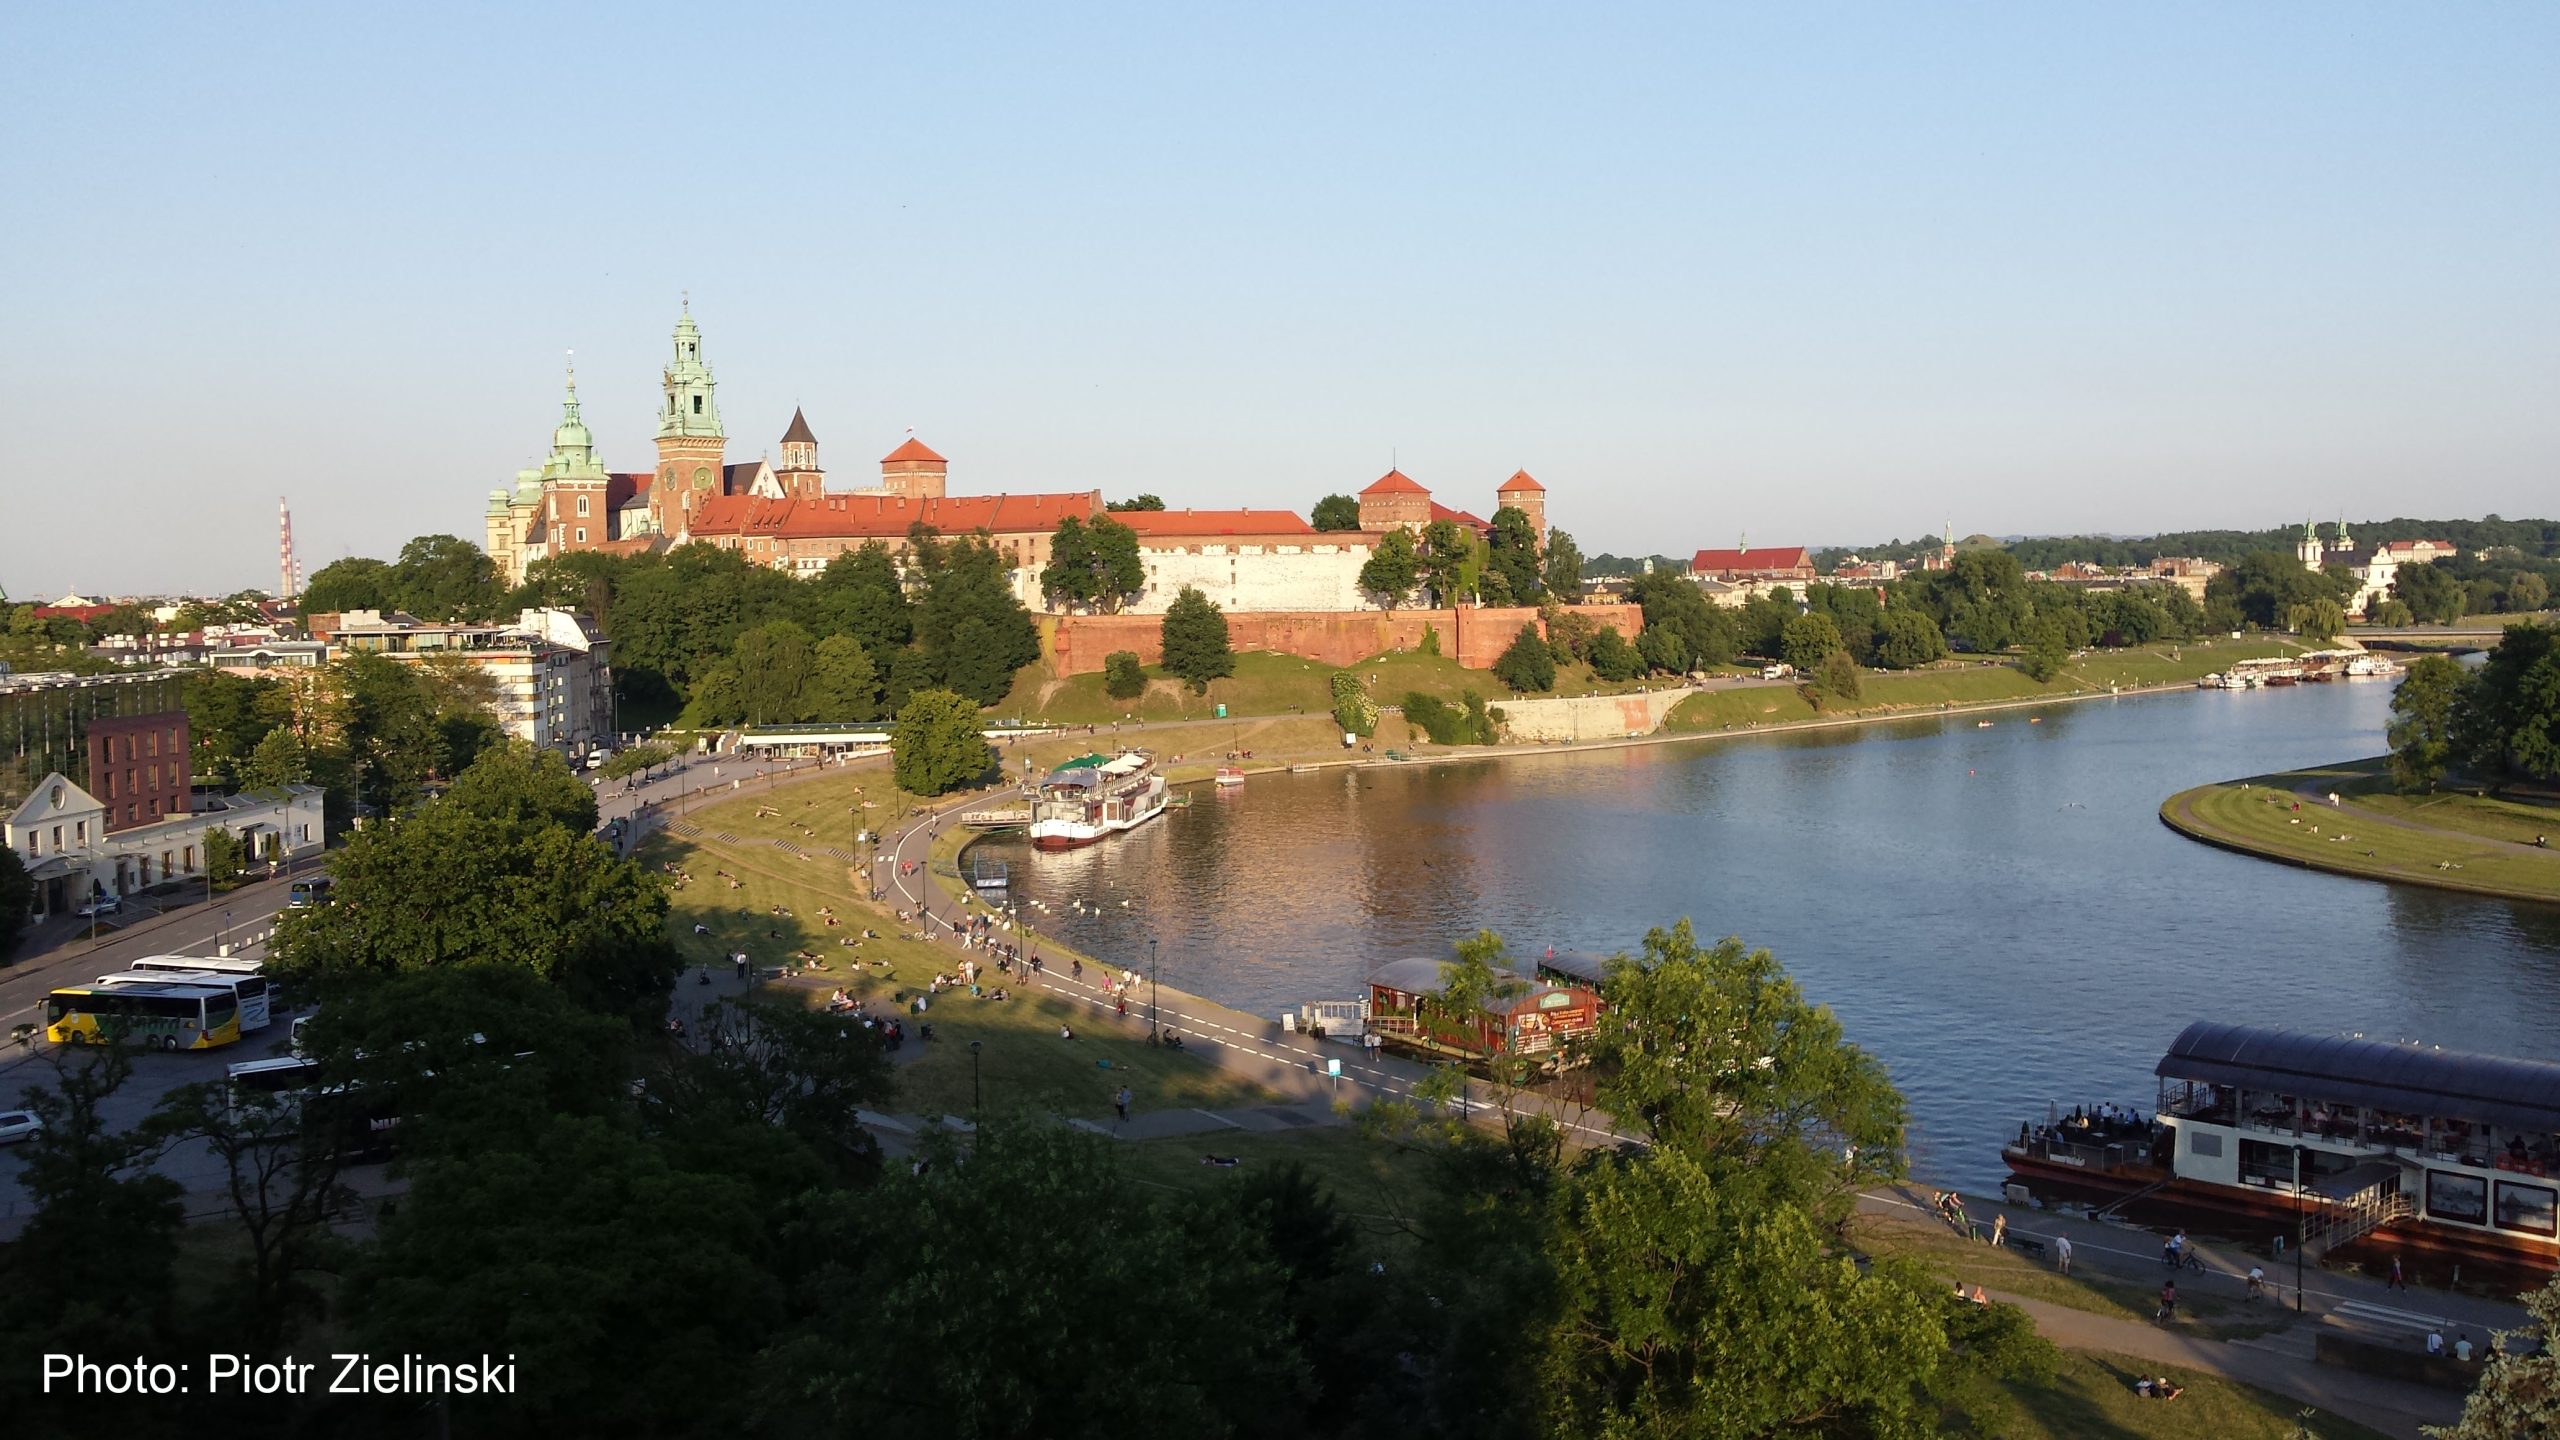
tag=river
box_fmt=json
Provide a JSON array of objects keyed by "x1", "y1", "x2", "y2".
[{"x1": 973, "y1": 680, "x2": 2560, "y2": 1187}]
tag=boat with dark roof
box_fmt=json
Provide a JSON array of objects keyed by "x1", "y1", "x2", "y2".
[{"x1": 2004, "y1": 1022, "x2": 2560, "y2": 1278}]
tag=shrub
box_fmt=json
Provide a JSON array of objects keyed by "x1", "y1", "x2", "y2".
[
  {"x1": 1159, "y1": 587, "x2": 1235, "y2": 693},
  {"x1": 1493, "y1": 624, "x2": 1557, "y2": 694},
  {"x1": 1587, "y1": 626, "x2": 1640, "y2": 682},
  {"x1": 1103, "y1": 651, "x2": 1147, "y2": 700},
  {"x1": 1402, "y1": 690, "x2": 1497, "y2": 745},
  {"x1": 1330, "y1": 670, "x2": 1379, "y2": 737}
]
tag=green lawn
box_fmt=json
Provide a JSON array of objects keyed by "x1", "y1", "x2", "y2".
[
  {"x1": 2164, "y1": 760, "x2": 2560, "y2": 903},
  {"x1": 1969, "y1": 1349, "x2": 2388, "y2": 1440},
  {"x1": 644, "y1": 791, "x2": 1284, "y2": 1123},
  {"x1": 1116, "y1": 1123, "x2": 1447, "y2": 1224},
  {"x1": 1858, "y1": 1215, "x2": 2291, "y2": 1344},
  {"x1": 1662, "y1": 638, "x2": 2309, "y2": 734},
  {"x1": 997, "y1": 645, "x2": 1655, "y2": 728}
]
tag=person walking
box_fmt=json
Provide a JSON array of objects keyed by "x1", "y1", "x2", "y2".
[
  {"x1": 1989, "y1": 1214, "x2": 2007, "y2": 1249},
  {"x1": 2387, "y1": 1255, "x2": 2406, "y2": 1291},
  {"x1": 2054, "y1": 1233, "x2": 2073, "y2": 1276},
  {"x1": 2156, "y1": 1279, "x2": 2178, "y2": 1323},
  {"x1": 1114, "y1": 1085, "x2": 1131, "y2": 1124}
]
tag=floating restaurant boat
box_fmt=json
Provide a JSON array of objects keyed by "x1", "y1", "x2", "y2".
[
  {"x1": 1215, "y1": 766, "x2": 1246, "y2": 787},
  {"x1": 1028, "y1": 751, "x2": 1169, "y2": 850},
  {"x1": 2005, "y1": 1023, "x2": 2560, "y2": 1277}
]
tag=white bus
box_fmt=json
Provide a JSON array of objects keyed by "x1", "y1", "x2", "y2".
[
  {"x1": 110, "y1": 957, "x2": 273, "y2": 1031},
  {"x1": 224, "y1": 1056, "x2": 323, "y2": 1117}
]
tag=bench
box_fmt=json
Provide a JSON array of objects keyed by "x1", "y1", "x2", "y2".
[{"x1": 2008, "y1": 1236, "x2": 2048, "y2": 1261}]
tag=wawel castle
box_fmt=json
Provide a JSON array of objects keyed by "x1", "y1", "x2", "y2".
[{"x1": 487, "y1": 305, "x2": 1551, "y2": 616}]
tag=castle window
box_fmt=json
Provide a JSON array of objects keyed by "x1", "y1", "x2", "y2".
[
  {"x1": 575, "y1": 527, "x2": 588, "y2": 543},
  {"x1": 693, "y1": 395, "x2": 703, "y2": 414},
  {"x1": 576, "y1": 496, "x2": 590, "y2": 516}
]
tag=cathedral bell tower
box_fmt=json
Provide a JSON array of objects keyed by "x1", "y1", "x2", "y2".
[
  {"x1": 652, "y1": 298, "x2": 727, "y2": 535},
  {"x1": 775, "y1": 407, "x2": 824, "y2": 499}
]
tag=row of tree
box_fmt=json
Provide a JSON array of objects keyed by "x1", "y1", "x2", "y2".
[
  {"x1": 1354, "y1": 509, "x2": 1584, "y2": 610},
  {"x1": 2388, "y1": 624, "x2": 2560, "y2": 793}
]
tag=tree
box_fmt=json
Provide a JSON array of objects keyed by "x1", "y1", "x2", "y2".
[
  {"x1": 1160, "y1": 587, "x2": 1235, "y2": 692},
  {"x1": 1106, "y1": 493, "x2": 1166, "y2": 512},
  {"x1": 299, "y1": 555, "x2": 397, "y2": 615},
  {"x1": 913, "y1": 535, "x2": 1040, "y2": 705},
  {"x1": 2287, "y1": 597, "x2": 2345, "y2": 641},
  {"x1": 1039, "y1": 515, "x2": 1097, "y2": 610},
  {"x1": 1541, "y1": 528, "x2": 1585, "y2": 601},
  {"x1": 1084, "y1": 515, "x2": 1147, "y2": 612},
  {"x1": 763, "y1": 1119, "x2": 1301, "y2": 1440},
  {"x1": 2393, "y1": 561, "x2": 2467, "y2": 625},
  {"x1": 2389, "y1": 654, "x2": 2468, "y2": 793},
  {"x1": 1311, "y1": 493, "x2": 1362, "y2": 531},
  {"x1": 0, "y1": 841, "x2": 33, "y2": 952},
  {"x1": 1492, "y1": 624, "x2": 1557, "y2": 694},
  {"x1": 1875, "y1": 609, "x2": 1949, "y2": 669},
  {"x1": 337, "y1": 650, "x2": 448, "y2": 814},
  {"x1": 203, "y1": 825, "x2": 248, "y2": 890},
  {"x1": 1103, "y1": 650, "x2": 1148, "y2": 700},
  {"x1": 1627, "y1": 571, "x2": 1739, "y2": 672},
  {"x1": 646, "y1": 994, "x2": 894, "y2": 1183},
  {"x1": 1486, "y1": 507, "x2": 1546, "y2": 605},
  {"x1": 1358, "y1": 527, "x2": 1421, "y2": 608},
  {"x1": 351, "y1": 1113, "x2": 774, "y2": 1437},
  {"x1": 2018, "y1": 616, "x2": 2072, "y2": 682},
  {"x1": 1780, "y1": 613, "x2": 1844, "y2": 672},
  {"x1": 2508, "y1": 572, "x2": 2550, "y2": 613},
  {"x1": 2451, "y1": 622, "x2": 2560, "y2": 787},
  {"x1": 2430, "y1": 1272, "x2": 2560, "y2": 1438},
  {"x1": 269, "y1": 752, "x2": 674, "y2": 1017},
  {"x1": 391, "y1": 533, "x2": 506, "y2": 622},
  {"x1": 2371, "y1": 598, "x2": 2415, "y2": 627},
  {"x1": 805, "y1": 633, "x2": 880, "y2": 720},
  {"x1": 187, "y1": 670, "x2": 295, "y2": 788},
  {"x1": 236, "y1": 726, "x2": 312, "y2": 793},
  {"x1": 1586, "y1": 626, "x2": 1640, "y2": 682},
  {"x1": 818, "y1": 541, "x2": 914, "y2": 658},
  {"x1": 1419, "y1": 520, "x2": 1477, "y2": 607},
  {"x1": 734, "y1": 619, "x2": 817, "y2": 724},
  {"x1": 892, "y1": 688, "x2": 993, "y2": 797},
  {"x1": 1815, "y1": 649, "x2": 1863, "y2": 703},
  {"x1": 140, "y1": 1080, "x2": 353, "y2": 1354}
]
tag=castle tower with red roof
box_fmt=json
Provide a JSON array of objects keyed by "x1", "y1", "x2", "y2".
[
  {"x1": 1496, "y1": 470, "x2": 1547, "y2": 545},
  {"x1": 775, "y1": 407, "x2": 823, "y2": 499},
  {"x1": 1356, "y1": 469, "x2": 1431, "y2": 532},
  {"x1": 879, "y1": 435, "x2": 948, "y2": 499}
]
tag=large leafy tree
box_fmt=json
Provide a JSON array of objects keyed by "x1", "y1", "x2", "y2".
[
  {"x1": 892, "y1": 687, "x2": 993, "y2": 796},
  {"x1": 1311, "y1": 493, "x2": 1362, "y2": 531},
  {"x1": 1418, "y1": 520, "x2": 1479, "y2": 607},
  {"x1": 299, "y1": 555, "x2": 397, "y2": 615},
  {"x1": 761, "y1": 1120, "x2": 1303, "y2": 1440},
  {"x1": 335, "y1": 650, "x2": 450, "y2": 814},
  {"x1": 1875, "y1": 609, "x2": 1949, "y2": 669},
  {"x1": 1541, "y1": 528, "x2": 1584, "y2": 601},
  {"x1": 1038, "y1": 515, "x2": 1146, "y2": 613},
  {"x1": 1358, "y1": 527, "x2": 1421, "y2": 609},
  {"x1": 1492, "y1": 623, "x2": 1556, "y2": 694},
  {"x1": 1039, "y1": 514, "x2": 1097, "y2": 609},
  {"x1": 804, "y1": 633, "x2": 880, "y2": 720},
  {"x1": 391, "y1": 534, "x2": 507, "y2": 622},
  {"x1": 1626, "y1": 571, "x2": 1739, "y2": 672},
  {"x1": 271, "y1": 745, "x2": 673, "y2": 1017},
  {"x1": 817, "y1": 541, "x2": 915, "y2": 657},
  {"x1": 0, "y1": 842, "x2": 31, "y2": 951},
  {"x1": 2453, "y1": 621, "x2": 2560, "y2": 787},
  {"x1": 2431, "y1": 1272, "x2": 2560, "y2": 1438},
  {"x1": 1160, "y1": 586, "x2": 1236, "y2": 692},
  {"x1": 2389, "y1": 653, "x2": 2468, "y2": 792},
  {"x1": 1780, "y1": 613, "x2": 1844, "y2": 672},
  {"x1": 2393, "y1": 560, "x2": 2468, "y2": 625},
  {"x1": 912, "y1": 533, "x2": 1040, "y2": 704},
  {"x1": 734, "y1": 619, "x2": 817, "y2": 724},
  {"x1": 1485, "y1": 507, "x2": 1546, "y2": 605}
]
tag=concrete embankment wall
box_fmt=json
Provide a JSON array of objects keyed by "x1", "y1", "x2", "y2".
[
  {"x1": 1049, "y1": 603, "x2": 1647, "y2": 676},
  {"x1": 1493, "y1": 687, "x2": 1698, "y2": 742}
]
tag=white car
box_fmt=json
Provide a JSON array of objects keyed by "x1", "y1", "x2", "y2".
[
  {"x1": 74, "y1": 894, "x2": 123, "y2": 918},
  {"x1": 0, "y1": 1110, "x2": 42, "y2": 1145}
]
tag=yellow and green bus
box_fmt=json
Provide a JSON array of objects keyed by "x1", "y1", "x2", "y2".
[{"x1": 44, "y1": 983, "x2": 243, "y2": 1051}]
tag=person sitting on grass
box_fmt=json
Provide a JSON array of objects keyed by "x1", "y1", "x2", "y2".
[
  {"x1": 1059, "y1": 1024, "x2": 1075, "y2": 1040},
  {"x1": 2153, "y1": 1377, "x2": 2183, "y2": 1400}
]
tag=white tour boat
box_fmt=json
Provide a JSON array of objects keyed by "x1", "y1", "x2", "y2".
[{"x1": 1029, "y1": 752, "x2": 1169, "y2": 850}]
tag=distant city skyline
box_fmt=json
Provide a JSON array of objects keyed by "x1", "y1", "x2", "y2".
[{"x1": 5, "y1": 4, "x2": 2554, "y2": 596}]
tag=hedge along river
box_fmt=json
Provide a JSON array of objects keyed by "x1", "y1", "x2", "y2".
[{"x1": 971, "y1": 679, "x2": 2560, "y2": 1189}]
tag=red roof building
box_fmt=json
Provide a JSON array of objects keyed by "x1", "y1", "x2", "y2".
[{"x1": 1689, "y1": 547, "x2": 1815, "y2": 582}]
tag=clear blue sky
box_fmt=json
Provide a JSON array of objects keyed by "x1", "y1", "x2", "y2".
[{"x1": 5, "y1": 3, "x2": 2554, "y2": 596}]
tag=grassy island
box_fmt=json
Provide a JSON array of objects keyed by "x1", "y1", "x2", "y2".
[{"x1": 2162, "y1": 758, "x2": 2560, "y2": 904}]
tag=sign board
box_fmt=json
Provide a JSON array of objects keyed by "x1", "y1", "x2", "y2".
[{"x1": 1326, "y1": 1058, "x2": 1342, "y2": 1078}]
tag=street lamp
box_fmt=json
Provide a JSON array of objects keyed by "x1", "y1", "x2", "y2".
[
  {"x1": 1149, "y1": 937, "x2": 1160, "y2": 1041},
  {"x1": 969, "y1": 1039, "x2": 983, "y2": 1119},
  {"x1": 221, "y1": 907, "x2": 234, "y2": 954},
  {"x1": 2304, "y1": 1137, "x2": 2324, "y2": 1306}
]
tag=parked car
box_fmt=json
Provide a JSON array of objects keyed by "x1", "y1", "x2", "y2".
[
  {"x1": 74, "y1": 894, "x2": 123, "y2": 918},
  {"x1": 0, "y1": 1110, "x2": 42, "y2": 1145}
]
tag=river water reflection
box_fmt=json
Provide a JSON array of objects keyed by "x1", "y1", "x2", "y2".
[{"x1": 975, "y1": 682, "x2": 2560, "y2": 1186}]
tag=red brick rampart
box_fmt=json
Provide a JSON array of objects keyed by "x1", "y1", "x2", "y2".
[{"x1": 1049, "y1": 604, "x2": 1646, "y2": 676}]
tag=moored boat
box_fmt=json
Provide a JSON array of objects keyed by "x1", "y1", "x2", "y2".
[
  {"x1": 2005, "y1": 1022, "x2": 2560, "y2": 1279},
  {"x1": 1215, "y1": 766, "x2": 1246, "y2": 787},
  {"x1": 1029, "y1": 752, "x2": 1169, "y2": 850}
]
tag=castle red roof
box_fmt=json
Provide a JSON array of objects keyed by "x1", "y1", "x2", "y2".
[
  {"x1": 1497, "y1": 469, "x2": 1545, "y2": 493},
  {"x1": 1360, "y1": 469, "x2": 1427, "y2": 496},
  {"x1": 1690, "y1": 546, "x2": 1814, "y2": 575},
  {"x1": 1428, "y1": 502, "x2": 1488, "y2": 531},
  {"x1": 1114, "y1": 509, "x2": 1317, "y2": 539},
  {"x1": 883, "y1": 437, "x2": 947, "y2": 464},
  {"x1": 688, "y1": 491, "x2": 1102, "y2": 542},
  {"x1": 606, "y1": 471, "x2": 653, "y2": 509}
]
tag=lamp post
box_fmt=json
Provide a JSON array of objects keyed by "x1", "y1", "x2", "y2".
[
  {"x1": 969, "y1": 1039, "x2": 983, "y2": 1119},
  {"x1": 1149, "y1": 937, "x2": 1160, "y2": 1040},
  {"x1": 221, "y1": 907, "x2": 234, "y2": 955},
  {"x1": 2304, "y1": 1142, "x2": 2324, "y2": 1311}
]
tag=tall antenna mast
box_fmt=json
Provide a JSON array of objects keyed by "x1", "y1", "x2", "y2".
[{"x1": 278, "y1": 497, "x2": 299, "y2": 601}]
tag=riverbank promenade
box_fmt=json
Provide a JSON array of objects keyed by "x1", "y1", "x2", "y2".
[{"x1": 1860, "y1": 1184, "x2": 2535, "y2": 1438}]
